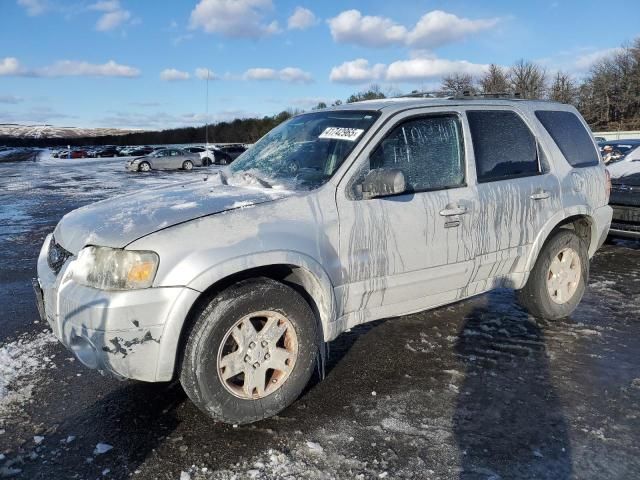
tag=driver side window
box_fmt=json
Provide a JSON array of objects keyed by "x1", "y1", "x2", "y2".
[{"x1": 354, "y1": 115, "x2": 465, "y2": 198}]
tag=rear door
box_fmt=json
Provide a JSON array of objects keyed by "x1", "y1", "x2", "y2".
[
  {"x1": 336, "y1": 109, "x2": 478, "y2": 320},
  {"x1": 463, "y1": 108, "x2": 561, "y2": 290}
]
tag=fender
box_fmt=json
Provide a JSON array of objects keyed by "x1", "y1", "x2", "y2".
[
  {"x1": 154, "y1": 250, "x2": 338, "y2": 381},
  {"x1": 523, "y1": 205, "x2": 598, "y2": 275}
]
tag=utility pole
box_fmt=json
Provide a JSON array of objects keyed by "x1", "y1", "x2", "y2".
[{"x1": 205, "y1": 68, "x2": 209, "y2": 147}]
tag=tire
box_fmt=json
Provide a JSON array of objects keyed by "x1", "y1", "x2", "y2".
[
  {"x1": 218, "y1": 155, "x2": 230, "y2": 165},
  {"x1": 202, "y1": 157, "x2": 212, "y2": 166},
  {"x1": 182, "y1": 160, "x2": 194, "y2": 171},
  {"x1": 180, "y1": 278, "x2": 318, "y2": 424},
  {"x1": 138, "y1": 161, "x2": 151, "y2": 172},
  {"x1": 517, "y1": 229, "x2": 589, "y2": 320}
]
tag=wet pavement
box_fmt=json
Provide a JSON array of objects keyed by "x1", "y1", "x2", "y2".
[{"x1": 0, "y1": 153, "x2": 639, "y2": 479}]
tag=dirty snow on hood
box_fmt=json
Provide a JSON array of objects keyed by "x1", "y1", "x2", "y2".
[
  {"x1": 0, "y1": 330, "x2": 58, "y2": 415},
  {"x1": 54, "y1": 174, "x2": 294, "y2": 253}
]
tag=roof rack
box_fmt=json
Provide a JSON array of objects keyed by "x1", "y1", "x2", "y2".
[{"x1": 396, "y1": 90, "x2": 524, "y2": 100}]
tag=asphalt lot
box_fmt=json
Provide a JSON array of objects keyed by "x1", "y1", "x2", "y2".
[{"x1": 1, "y1": 152, "x2": 639, "y2": 479}]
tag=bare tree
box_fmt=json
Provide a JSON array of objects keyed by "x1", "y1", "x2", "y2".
[
  {"x1": 549, "y1": 71, "x2": 576, "y2": 104},
  {"x1": 479, "y1": 64, "x2": 510, "y2": 94},
  {"x1": 440, "y1": 73, "x2": 477, "y2": 95},
  {"x1": 508, "y1": 59, "x2": 547, "y2": 99}
]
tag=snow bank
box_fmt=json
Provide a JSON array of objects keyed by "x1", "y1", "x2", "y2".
[{"x1": 0, "y1": 330, "x2": 58, "y2": 415}]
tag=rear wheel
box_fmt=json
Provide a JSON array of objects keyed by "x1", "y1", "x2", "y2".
[
  {"x1": 202, "y1": 157, "x2": 212, "y2": 166},
  {"x1": 138, "y1": 161, "x2": 151, "y2": 172},
  {"x1": 517, "y1": 229, "x2": 589, "y2": 320},
  {"x1": 182, "y1": 160, "x2": 194, "y2": 171},
  {"x1": 180, "y1": 278, "x2": 318, "y2": 424}
]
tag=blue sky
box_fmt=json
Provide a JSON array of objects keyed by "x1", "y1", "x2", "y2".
[{"x1": 0, "y1": 0, "x2": 637, "y2": 130}]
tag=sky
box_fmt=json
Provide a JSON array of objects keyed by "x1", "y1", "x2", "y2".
[{"x1": 0, "y1": 0, "x2": 638, "y2": 130}]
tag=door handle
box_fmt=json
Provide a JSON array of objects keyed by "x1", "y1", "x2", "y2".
[
  {"x1": 530, "y1": 190, "x2": 550, "y2": 200},
  {"x1": 439, "y1": 205, "x2": 468, "y2": 216}
]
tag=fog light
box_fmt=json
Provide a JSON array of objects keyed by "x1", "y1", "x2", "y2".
[{"x1": 70, "y1": 335, "x2": 99, "y2": 369}]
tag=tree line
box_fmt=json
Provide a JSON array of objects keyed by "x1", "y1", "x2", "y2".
[{"x1": 3, "y1": 37, "x2": 638, "y2": 148}]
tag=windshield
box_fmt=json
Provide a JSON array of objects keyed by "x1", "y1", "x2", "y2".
[{"x1": 227, "y1": 110, "x2": 380, "y2": 191}]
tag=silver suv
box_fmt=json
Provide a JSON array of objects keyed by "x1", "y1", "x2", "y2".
[{"x1": 35, "y1": 98, "x2": 612, "y2": 424}]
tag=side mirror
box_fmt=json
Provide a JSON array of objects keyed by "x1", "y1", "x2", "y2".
[{"x1": 361, "y1": 168, "x2": 406, "y2": 199}]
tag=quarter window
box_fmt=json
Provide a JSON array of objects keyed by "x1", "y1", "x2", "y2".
[
  {"x1": 366, "y1": 115, "x2": 465, "y2": 194},
  {"x1": 467, "y1": 110, "x2": 540, "y2": 182},
  {"x1": 535, "y1": 110, "x2": 600, "y2": 167}
]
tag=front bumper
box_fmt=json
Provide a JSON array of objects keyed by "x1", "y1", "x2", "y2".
[
  {"x1": 126, "y1": 161, "x2": 139, "y2": 172},
  {"x1": 36, "y1": 234, "x2": 199, "y2": 382},
  {"x1": 609, "y1": 204, "x2": 640, "y2": 239}
]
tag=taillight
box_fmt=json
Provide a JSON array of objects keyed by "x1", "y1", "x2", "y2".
[{"x1": 605, "y1": 168, "x2": 611, "y2": 203}]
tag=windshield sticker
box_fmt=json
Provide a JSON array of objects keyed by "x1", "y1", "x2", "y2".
[{"x1": 319, "y1": 127, "x2": 365, "y2": 142}]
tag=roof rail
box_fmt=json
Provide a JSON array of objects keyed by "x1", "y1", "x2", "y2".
[{"x1": 395, "y1": 90, "x2": 525, "y2": 100}]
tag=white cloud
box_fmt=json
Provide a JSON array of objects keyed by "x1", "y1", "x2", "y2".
[
  {"x1": 406, "y1": 10, "x2": 499, "y2": 48},
  {"x1": 328, "y1": 9, "x2": 499, "y2": 49},
  {"x1": 328, "y1": 10, "x2": 407, "y2": 48},
  {"x1": 0, "y1": 57, "x2": 140, "y2": 77},
  {"x1": 89, "y1": 0, "x2": 132, "y2": 31},
  {"x1": 189, "y1": 0, "x2": 279, "y2": 38},
  {"x1": 160, "y1": 68, "x2": 191, "y2": 81},
  {"x1": 40, "y1": 60, "x2": 140, "y2": 77},
  {"x1": 386, "y1": 56, "x2": 490, "y2": 82},
  {"x1": 195, "y1": 68, "x2": 218, "y2": 80},
  {"x1": 329, "y1": 59, "x2": 387, "y2": 84},
  {"x1": 0, "y1": 94, "x2": 24, "y2": 104},
  {"x1": 573, "y1": 47, "x2": 625, "y2": 71},
  {"x1": 243, "y1": 67, "x2": 313, "y2": 83},
  {"x1": 17, "y1": 0, "x2": 47, "y2": 16},
  {"x1": 0, "y1": 57, "x2": 26, "y2": 76},
  {"x1": 287, "y1": 6, "x2": 316, "y2": 30},
  {"x1": 89, "y1": 0, "x2": 120, "y2": 11},
  {"x1": 329, "y1": 55, "x2": 489, "y2": 84}
]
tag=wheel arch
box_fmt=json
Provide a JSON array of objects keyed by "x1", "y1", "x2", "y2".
[
  {"x1": 156, "y1": 253, "x2": 337, "y2": 381},
  {"x1": 524, "y1": 209, "x2": 596, "y2": 275}
]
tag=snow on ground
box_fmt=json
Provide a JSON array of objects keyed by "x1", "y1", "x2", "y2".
[{"x1": 0, "y1": 330, "x2": 58, "y2": 415}]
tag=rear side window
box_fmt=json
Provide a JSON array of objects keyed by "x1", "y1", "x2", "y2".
[
  {"x1": 467, "y1": 110, "x2": 540, "y2": 182},
  {"x1": 535, "y1": 110, "x2": 600, "y2": 167}
]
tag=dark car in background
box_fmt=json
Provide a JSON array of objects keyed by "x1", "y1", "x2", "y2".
[
  {"x1": 215, "y1": 144, "x2": 247, "y2": 164},
  {"x1": 96, "y1": 146, "x2": 119, "y2": 158},
  {"x1": 608, "y1": 160, "x2": 640, "y2": 239}
]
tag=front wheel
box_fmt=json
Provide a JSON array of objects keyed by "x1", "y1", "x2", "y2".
[
  {"x1": 138, "y1": 161, "x2": 151, "y2": 172},
  {"x1": 180, "y1": 278, "x2": 318, "y2": 424},
  {"x1": 517, "y1": 229, "x2": 589, "y2": 320}
]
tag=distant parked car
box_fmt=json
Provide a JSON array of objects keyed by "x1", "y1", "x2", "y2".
[
  {"x1": 127, "y1": 146, "x2": 154, "y2": 157},
  {"x1": 608, "y1": 160, "x2": 640, "y2": 239},
  {"x1": 96, "y1": 146, "x2": 119, "y2": 158},
  {"x1": 192, "y1": 144, "x2": 248, "y2": 165},
  {"x1": 70, "y1": 149, "x2": 88, "y2": 159},
  {"x1": 126, "y1": 148, "x2": 201, "y2": 172}
]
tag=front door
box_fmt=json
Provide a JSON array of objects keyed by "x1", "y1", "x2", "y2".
[{"x1": 335, "y1": 110, "x2": 477, "y2": 325}]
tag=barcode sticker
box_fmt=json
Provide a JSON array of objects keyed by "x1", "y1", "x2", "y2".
[{"x1": 319, "y1": 127, "x2": 364, "y2": 142}]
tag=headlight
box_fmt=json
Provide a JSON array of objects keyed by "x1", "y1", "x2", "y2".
[{"x1": 72, "y1": 246, "x2": 159, "y2": 290}]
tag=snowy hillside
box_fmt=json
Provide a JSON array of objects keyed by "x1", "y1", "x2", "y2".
[{"x1": 0, "y1": 123, "x2": 138, "y2": 139}]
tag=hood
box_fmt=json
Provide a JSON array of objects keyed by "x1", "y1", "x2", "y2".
[
  {"x1": 608, "y1": 161, "x2": 640, "y2": 185},
  {"x1": 54, "y1": 177, "x2": 293, "y2": 253}
]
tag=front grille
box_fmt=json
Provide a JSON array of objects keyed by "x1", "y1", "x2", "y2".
[{"x1": 47, "y1": 236, "x2": 72, "y2": 275}]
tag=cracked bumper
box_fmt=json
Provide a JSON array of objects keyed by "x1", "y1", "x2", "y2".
[{"x1": 36, "y1": 234, "x2": 200, "y2": 382}]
